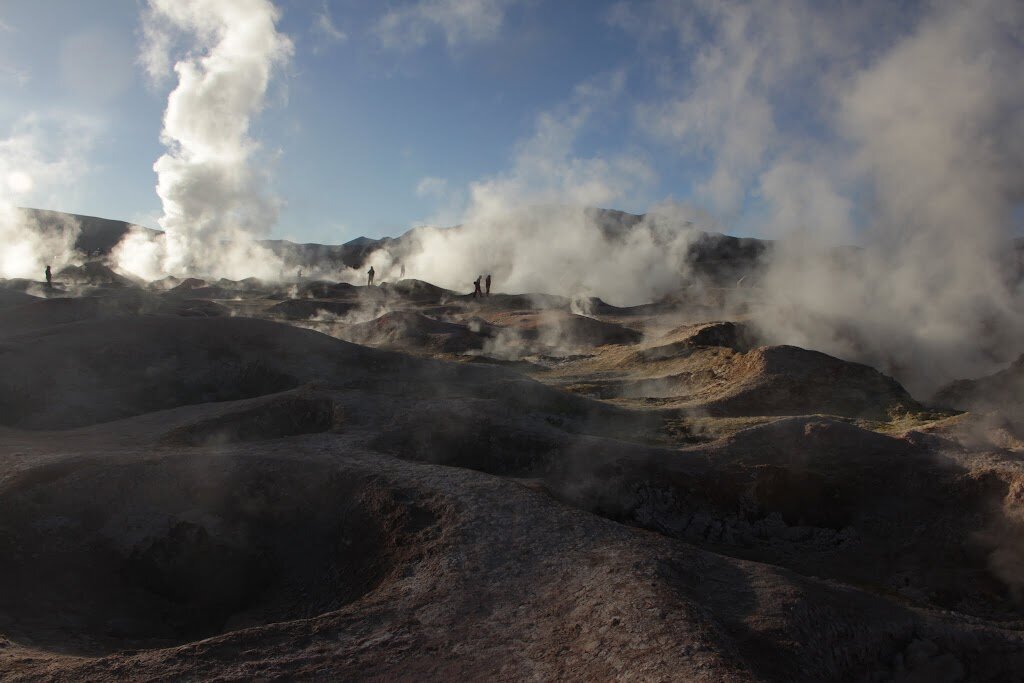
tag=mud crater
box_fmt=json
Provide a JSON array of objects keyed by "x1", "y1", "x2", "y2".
[{"x1": 0, "y1": 456, "x2": 439, "y2": 654}]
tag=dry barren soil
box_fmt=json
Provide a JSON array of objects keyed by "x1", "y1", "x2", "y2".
[{"x1": 1, "y1": 269, "x2": 1022, "y2": 681}]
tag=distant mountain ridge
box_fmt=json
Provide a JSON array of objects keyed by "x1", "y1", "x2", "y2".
[
  {"x1": 21, "y1": 206, "x2": 773, "y2": 274},
  {"x1": 20, "y1": 207, "x2": 1024, "y2": 285}
]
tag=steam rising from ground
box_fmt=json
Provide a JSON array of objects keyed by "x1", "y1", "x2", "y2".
[
  {"x1": 751, "y1": 0, "x2": 1024, "y2": 394},
  {"x1": 98, "y1": 0, "x2": 1024, "y2": 394},
  {"x1": 0, "y1": 116, "x2": 90, "y2": 279},
  {"x1": 114, "y1": 0, "x2": 292, "y2": 281},
  {"x1": 391, "y1": 0, "x2": 1024, "y2": 393},
  {"x1": 396, "y1": 203, "x2": 702, "y2": 307}
]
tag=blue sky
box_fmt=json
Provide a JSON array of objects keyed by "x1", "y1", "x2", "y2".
[
  {"x1": 1, "y1": 0, "x2": 1021, "y2": 244},
  {"x1": 1, "y1": 1, "x2": 673, "y2": 242}
]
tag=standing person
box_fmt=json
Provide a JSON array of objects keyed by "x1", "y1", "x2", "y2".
[
  {"x1": 473, "y1": 275, "x2": 482, "y2": 298},
  {"x1": 44, "y1": 265, "x2": 52, "y2": 288},
  {"x1": 400, "y1": 263, "x2": 406, "y2": 279},
  {"x1": 485, "y1": 274, "x2": 491, "y2": 296},
  {"x1": 367, "y1": 266, "x2": 375, "y2": 286}
]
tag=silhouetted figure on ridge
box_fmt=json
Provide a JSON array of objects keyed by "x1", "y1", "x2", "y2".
[
  {"x1": 368, "y1": 266, "x2": 375, "y2": 286},
  {"x1": 485, "y1": 274, "x2": 491, "y2": 296},
  {"x1": 473, "y1": 275, "x2": 482, "y2": 298},
  {"x1": 400, "y1": 263, "x2": 405, "y2": 279},
  {"x1": 44, "y1": 265, "x2": 52, "y2": 289}
]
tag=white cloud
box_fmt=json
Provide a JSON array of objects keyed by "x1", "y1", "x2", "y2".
[
  {"x1": 314, "y1": 2, "x2": 348, "y2": 46},
  {"x1": 374, "y1": 0, "x2": 517, "y2": 50},
  {"x1": 415, "y1": 176, "x2": 448, "y2": 197}
]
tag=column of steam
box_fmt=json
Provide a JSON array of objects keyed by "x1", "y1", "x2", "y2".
[{"x1": 145, "y1": 0, "x2": 292, "y2": 280}]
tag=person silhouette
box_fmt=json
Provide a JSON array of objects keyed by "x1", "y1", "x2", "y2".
[
  {"x1": 473, "y1": 275, "x2": 482, "y2": 298},
  {"x1": 368, "y1": 266, "x2": 375, "y2": 286},
  {"x1": 485, "y1": 274, "x2": 491, "y2": 296},
  {"x1": 44, "y1": 265, "x2": 52, "y2": 288}
]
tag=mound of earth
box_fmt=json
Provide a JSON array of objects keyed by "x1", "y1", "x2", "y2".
[
  {"x1": 0, "y1": 289, "x2": 38, "y2": 310},
  {"x1": 291, "y1": 280, "x2": 359, "y2": 299},
  {"x1": 0, "y1": 278, "x2": 62, "y2": 295},
  {"x1": 3, "y1": 428, "x2": 1022, "y2": 679},
  {"x1": 470, "y1": 292, "x2": 570, "y2": 311},
  {"x1": 380, "y1": 278, "x2": 454, "y2": 304},
  {"x1": 215, "y1": 276, "x2": 267, "y2": 292},
  {"x1": 163, "y1": 278, "x2": 233, "y2": 299},
  {"x1": 545, "y1": 417, "x2": 1024, "y2": 622},
  {"x1": 0, "y1": 293, "x2": 160, "y2": 336},
  {"x1": 0, "y1": 317, "x2": 369, "y2": 429},
  {"x1": 932, "y1": 354, "x2": 1024, "y2": 413},
  {"x1": 269, "y1": 299, "x2": 360, "y2": 320},
  {"x1": 344, "y1": 311, "x2": 489, "y2": 353},
  {"x1": 578, "y1": 338, "x2": 919, "y2": 419},
  {"x1": 2, "y1": 270, "x2": 1023, "y2": 680},
  {"x1": 56, "y1": 262, "x2": 134, "y2": 287},
  {"x1": 634, "y1": 321, "x2": 756, "y2": 361},
  {"x1": 149, "y1": 275, "x2": 185, "y2": 290},
  {"x1": 485, "y1": 310, "x2": 642, "y2": 349},
  {"x1": 0, "y1": 315, "x2": 584, "y2": 431},
  {"x1": 699, "y1": 345, "x2": 919, "y2": 419},
  {"x1": 156, "y1": 298, "x2": 230, "y2": 317},
  {"x1": 157, "y1": 389, "x2": 336, "y2": 446}
]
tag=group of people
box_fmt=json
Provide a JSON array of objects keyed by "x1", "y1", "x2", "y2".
[{"x1": 472, "y1": 274, "x2": 492, "y2": 298}]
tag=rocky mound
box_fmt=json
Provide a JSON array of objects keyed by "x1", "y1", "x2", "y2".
[
  {"x1": 0, "y1": 289, "x2": 39, "y2": 311},
  {"x1": 5, "y1": 430, "x2": 1022, "y2": 680},
  {"x1": 291, "y1": 280, "x2": 359, "y2": 299},
  {"x1": 699, "y1": 345, "x2": 919, "y2": 419},
  {"x1": 932, "y1": 354, "x2": 1024, "y2": 413},
  {"x1": 381, "y1": 278, "x2": 453, "y2": 304},
  {"x1": 156, "y1": 298, "x2": 230, "y2": 317},
  {"x1": 486, "y1": 310, "x2": 642, "y2": 349},
  {"x1": 0, "y1": 315, "x2": 582, "y2": 430},
  {"x1": 597, "y1": 340, "x2": 918, "y2": 419},
  {"x1": 161, "y1": 278, "x2": 237, "y2": 299},
  {"x1": 56, "y1": 262, "x2": 135, "y2": 287},
  {"x1": 269, "y1": 299, "x2": 360, "y2": 320},
  {"x1": 0, "y1": 293, "x2": 159, "y2": 337},
  {"x1": 0, "y1": 291, "x2": 229, "y2": 335},
  {"x1": 345, "y1": 311, "x2": 488, "y2": 353},
  {"x1": 548, "y1": 417, "x2": 1024, "y2": 622},
  {"x1": 215, "y1": 276, "x2": 266, "y2": 292},
  {"x1": 471, "y1": 292, "x2": 570, "y2": 311},
  {"x1": 0, "y1": 317, "x2": 372, "y2": 429},
  {"x1": 158, "y1": 390, "x2": 336, "y2": 446},
  {"x1": 633, "y1": 321, "x2": 755, "y2": 361},
  {"x1": 149, "y1": 275, "x2": 185, "y2": 290}
]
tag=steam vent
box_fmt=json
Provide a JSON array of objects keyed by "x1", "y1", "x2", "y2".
[{"x1": 3, "y1": 0, "x2": 1024, "y2": 680}]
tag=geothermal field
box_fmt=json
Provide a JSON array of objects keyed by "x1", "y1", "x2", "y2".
[
  {"x1": 3, "y1": 0, "x2": 1024, "y2": 680},
  {"x1": 0, "y1": 211, "x2": 1022, "y2": 681}
]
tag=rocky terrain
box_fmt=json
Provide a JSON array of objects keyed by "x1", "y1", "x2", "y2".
[{"x1": 1, "y1": 228, "x2": 1023, "y2": 680}]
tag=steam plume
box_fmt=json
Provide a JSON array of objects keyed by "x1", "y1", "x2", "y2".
[
  {"x1": 397, "y1": 0, "x2": 1023, "y2": 394},
  {"x1": 114, "y1": 0, "x2": 293, "y2": 281},
  {"x1": 753, "y1": 0, "x2": 1024, "y2": 394},
  {"x1": 0, "y1": 116, "x2": 90, "y2": 280}
]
